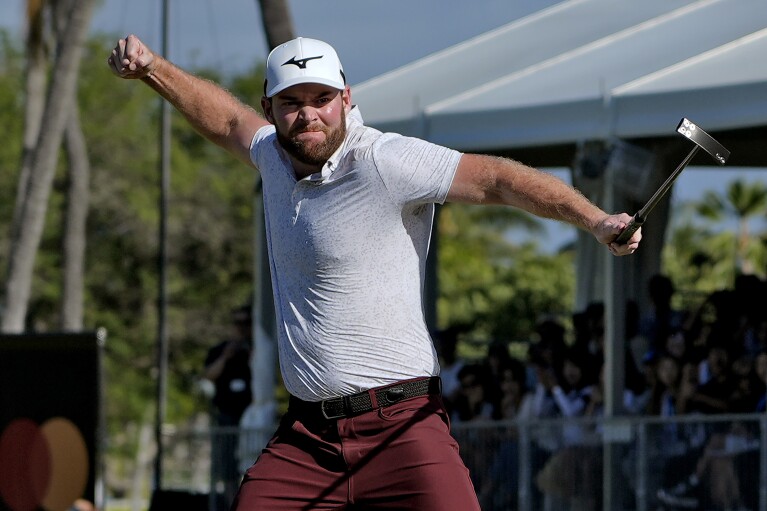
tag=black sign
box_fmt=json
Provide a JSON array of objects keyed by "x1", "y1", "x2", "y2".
[{"x1": 0, "y1": 332, "x2": 104, "y2": 511}]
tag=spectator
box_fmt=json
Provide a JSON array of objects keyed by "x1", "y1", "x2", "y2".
[
  {"x1": 639, "y1": 274, "x2": 685, "y2": 354},
  {"x1": 728, "y1": 353, "x2": 763, "y2": 413},
  {"x1": 492, "y1": 356, "x2": 535, "y2": 421},
  {"x1": 744, "y1": 316, "x2": 767, "y2": 358},
  {"x1": 433, "y1": 326, "x2": 467, "y2": 417},
  {"x1": 656, "y1": 336, "x2": 758, "y2": 510},
  {"x1": 685, "y1": 290, "x2": 738, "y2": 362},
  {"x1": 450, "y1": 363, "x2": 494, "y2": 495},
  {"x1": 663, "y1": 325, "x2": 692, "y2": 367},
  {"x1": 534, "y1": 349, "x2": 595, "y2": 510},
  {"x1": 640, "y1": 352, "x2": 704, "y2": 509},
  {"x1": 451, "y1": 363, "x2": 494, "y2": 423},
  {"x1": 733, "y1": 275, "x2": 767, "y2": 357},
  {"x1": 626, "y1": 299, "x2": 649, "y2": 389},
  {"x1": 657, "y1": 425, "x2": 757, "y2": 510},
  {"x1": 526, "y1": 318, "x2": 567, "y2": 390},
  {"x1": 756, "y1": 350, "x2": 767, "y2": 412},
  {"x1": 476, "y1": 356, "x2": 534, "y2": 510},
  {"x1": 572, "y1": 302, "x2": 605, "y2": 377},
  {"x1": 684, "y1": 342, "x2": 733, "y2": 414},
  {"x1": 203, "y1": 304, "x2": 253, "y2": 505},
  {"x1": 645, "y1": 354, "x2": 682, "y2": 417},
  {"x1": 484, "y1": 341, "x2": 515, "y2": 413}
]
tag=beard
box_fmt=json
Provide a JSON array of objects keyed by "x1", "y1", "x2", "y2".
[{"x1": 277, "y1": 114, "x2": 347, "y2": 167}]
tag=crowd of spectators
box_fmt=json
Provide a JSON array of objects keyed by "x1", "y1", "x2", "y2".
[{"x1": 435, "y1": 273, "x2": 767, "y2": 511}]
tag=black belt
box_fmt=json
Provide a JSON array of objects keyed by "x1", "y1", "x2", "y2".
[{"x1": 290, "y1": 377, "x2": 442, "y2": 420}]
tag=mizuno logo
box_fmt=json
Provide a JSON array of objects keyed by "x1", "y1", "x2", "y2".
[{"x1": 282, "y1": 55, "x2": 323, "y2": 69}]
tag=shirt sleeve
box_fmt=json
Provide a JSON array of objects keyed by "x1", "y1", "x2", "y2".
[
  {"x1": 249, "y1": 124, "x2": 277, "y2": 168},
  {"x1": 371, "y1": 133, "x2": 462, "y2": 206}
]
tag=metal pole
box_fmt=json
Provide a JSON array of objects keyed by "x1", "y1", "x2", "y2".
[
  {"x1": 602, "y1": 152, "x2": 626, "y2": 511},
  {"x1": 636, "y1": 420, "x2": 648, "y2": 511},
  {"x1": 760, "y1": 415, "x2": 767, "y2": 511},
  {"x1": 154, "y1": 0, "x2": 171, "y2": 491}
]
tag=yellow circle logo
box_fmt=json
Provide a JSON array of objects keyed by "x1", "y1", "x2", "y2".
[{"x1": 0, "y1": 417, "x2": 89, "y2": 511}]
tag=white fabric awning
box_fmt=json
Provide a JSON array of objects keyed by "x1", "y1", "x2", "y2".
[{"x1": 353, "y1": 0, "x2": 767, "y2": 157}]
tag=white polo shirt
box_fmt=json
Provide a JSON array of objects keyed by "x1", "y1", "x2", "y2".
[{"x1": 250, "y1": 107, "x2": 462, "y2": 401}]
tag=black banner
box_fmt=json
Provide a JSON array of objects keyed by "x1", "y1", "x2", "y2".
[{"x1": 0, "y1": 332, "x2": 104, "y2": 511}]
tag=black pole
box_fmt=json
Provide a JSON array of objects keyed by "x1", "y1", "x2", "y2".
[{"x1": 154, "y1": 0, "x2": 171, "y2": 491}]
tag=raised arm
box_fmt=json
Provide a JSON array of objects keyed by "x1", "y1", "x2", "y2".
[
  {"x1": 447, "y1": 153, "x2": 641, "y2": 256},
  {"x1": 108, "y1": 34, "x2": 269, "y2": 166}
]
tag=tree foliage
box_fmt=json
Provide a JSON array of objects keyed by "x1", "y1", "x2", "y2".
[
  {"x1": 0, "y1": 32, "x2": 25, "y2": 256},
  {"x1": 4, "y1": 24, "x2": 765, "y2": 496},
  {"x1": 437, "y1": 203, "x2": 575, "y2": 348},
  {"x1": 663, "y1": 180, "x2": 767, "y2": 309},
  {"x1": 694, "y1": 179, "x2": 767, "y2": 275},
  {"x1": 3, "y1": 0, "x2": 97, "y2": 331},
  {"x1": 2, "y1": 32, "x2": 263, "y2": 455}
]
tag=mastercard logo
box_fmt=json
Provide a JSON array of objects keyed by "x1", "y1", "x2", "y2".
[{"x1": 0, "y1": 417, "x2": 89, "y2": 511}]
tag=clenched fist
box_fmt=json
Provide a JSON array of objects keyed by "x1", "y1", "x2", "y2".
[{"x1": 107, "y1": 34, "x2": 158, "y2": 79}]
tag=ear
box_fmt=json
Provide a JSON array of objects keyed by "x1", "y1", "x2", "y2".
[
  {"x1": 261, "y1": 96, "x2": 275, "y2": 124},
  {"x1": 342, "y1": 85, "x2": 352, "y2": 114}
]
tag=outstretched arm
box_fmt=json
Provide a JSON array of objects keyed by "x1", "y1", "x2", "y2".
[
  {"x1": 108, "y1": 34, "x2": 268, "y2": 166},
  {"x1": 447, "y1": 153, "x2": 641, "y2": 256}
]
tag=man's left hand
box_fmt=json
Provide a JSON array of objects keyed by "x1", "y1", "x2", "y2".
[{"x1": 594, "y1": 213, "x2": 641, "y2": 256}]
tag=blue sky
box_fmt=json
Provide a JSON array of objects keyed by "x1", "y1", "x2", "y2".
[
  {"x1": 0, "y1": 0, "x2": 559, "y2": 84},
  {"x1": 1, "y1": 0, "x2": 764, "y2": 246}
]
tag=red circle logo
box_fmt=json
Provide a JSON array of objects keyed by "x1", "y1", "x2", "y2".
[{"x1": 0, "y1": 418, "x2": 89, "y2": 511}]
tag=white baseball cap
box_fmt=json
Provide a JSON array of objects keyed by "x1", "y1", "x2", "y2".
[{"x1": 264, "y1": 37, "x2": 346, "y2": 97}]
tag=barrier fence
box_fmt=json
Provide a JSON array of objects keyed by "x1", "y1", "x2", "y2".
[{"x1": 159, "y1": 413, "x2": 767, "y2": 511}]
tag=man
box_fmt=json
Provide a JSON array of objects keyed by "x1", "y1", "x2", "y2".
[
  {"x1": 109, "y1": 35, "x2": 641, "y2": 510},
  {"x1": 203, "y1": 305, "x2": 253, "y2": 504}
]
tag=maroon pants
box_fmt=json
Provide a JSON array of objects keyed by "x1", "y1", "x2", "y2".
[{"x1": 231, "y1": 392, "x2": 480, "y2": 510}]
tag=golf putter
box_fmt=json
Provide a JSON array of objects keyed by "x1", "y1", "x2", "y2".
[{"x1": 614, "y1": 118, "x2": 730, "y2": 244}]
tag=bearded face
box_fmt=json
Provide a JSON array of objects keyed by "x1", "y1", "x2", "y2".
[{"x1": 276, "y1": 107, "x2": 347, "y2": 167}]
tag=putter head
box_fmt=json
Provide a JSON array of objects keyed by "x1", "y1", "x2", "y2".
[{"x1": 677, "y1": 118, "x2": 730, "y2": 165}]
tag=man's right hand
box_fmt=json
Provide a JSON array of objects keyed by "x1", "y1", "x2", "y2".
[
  {"x1": 106, "y1": 33, "x2": 268, "y2": 166},
  {"x1": 108, "y1": 34, "x2": 158, "y2": 79}
]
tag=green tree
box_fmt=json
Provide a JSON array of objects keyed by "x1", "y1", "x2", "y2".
[
  {"x1": 256, "y1": 0, "x2": 295, "y2": 49},
  {"x1": 0, "y1": 32, "x2": 264, "y2": 491},
  {"x1": 437, "y1": 203, "x2": 575, "y2": 348},
  {"x1": 0, "y1": 31, "x2": 25, "y2": 258},
  {"x1": 2, "y1": 0, "x2": 97, "y2": 332},
  {"x1": 77, "y1": 35, "x2": 261, "y2": 416},
  {"x1": 694, "y1": 179, "x2": 767, "y2": 276},
  {"x1": 663, "y1": 223, "x2": 739, "y2": 309}
]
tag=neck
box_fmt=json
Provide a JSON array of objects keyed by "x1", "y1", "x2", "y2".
[{"x1": 292, "y1": 159, "x2": 323, "y2": 180}]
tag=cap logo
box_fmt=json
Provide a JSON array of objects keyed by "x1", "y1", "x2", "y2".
[{"x1": 282, "y1": 55, "x2": 323, "y2": 69}]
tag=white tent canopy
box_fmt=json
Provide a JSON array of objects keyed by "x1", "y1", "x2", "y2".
[
  {"x1": 353, "y1": 0, "x2": 767, "y2": 164},
  {"x1": 350, "y1": 0, "x2": 767, "y2": 432},
  {"x1": 352, "y1": 0, "x2": 767, "y2": 311}
]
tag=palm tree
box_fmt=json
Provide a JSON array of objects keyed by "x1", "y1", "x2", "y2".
[
  {"x1": 256, "y1": 0, "x2": 295, "y2": 49},
  {"x1": 2, "y1": 0, "x2": 96, "y2": 332},
  {"x1": 694, "y1": 179, "x2": 767, "y2": 276},
  {"x1": 54, "y1": 0, "x2": 92, "y2": 332}
]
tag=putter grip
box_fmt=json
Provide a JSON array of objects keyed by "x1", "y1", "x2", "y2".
[{"x1": 615, "y1": 215, "x2": 643, "y2": 245}]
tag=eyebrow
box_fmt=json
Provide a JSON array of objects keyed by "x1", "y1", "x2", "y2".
[{"x1": 278, "y1": 90, "x2": 337, "y2": 102}]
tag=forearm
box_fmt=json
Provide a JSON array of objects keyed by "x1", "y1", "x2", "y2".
[
  {"x1": 141, "y1": 56, "x2": 260, "y2": 157},
  {"x1": 552, "y1": 386, "x2": 586, "y2": 417},
  {"x1": 502, "y1": 165, "x2": 605, "y2": 231},
  {"x1": 203, "y1": 355, "x2": 227, "y2": 382},
  {"x1": 450, "y1": 154, "x2": 607, "y2": 232}
]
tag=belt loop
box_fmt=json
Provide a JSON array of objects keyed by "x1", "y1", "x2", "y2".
[
  {"x1": 432, "y1": 376, "x2": 442, "y2": 394},
  {"x1": 367, "y1": 388, "x2": 379, "y2": 409}
]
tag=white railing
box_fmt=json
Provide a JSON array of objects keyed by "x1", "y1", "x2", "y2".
[{"x1": 159, "y1": 413, "x2": 767, "y2": 511}]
